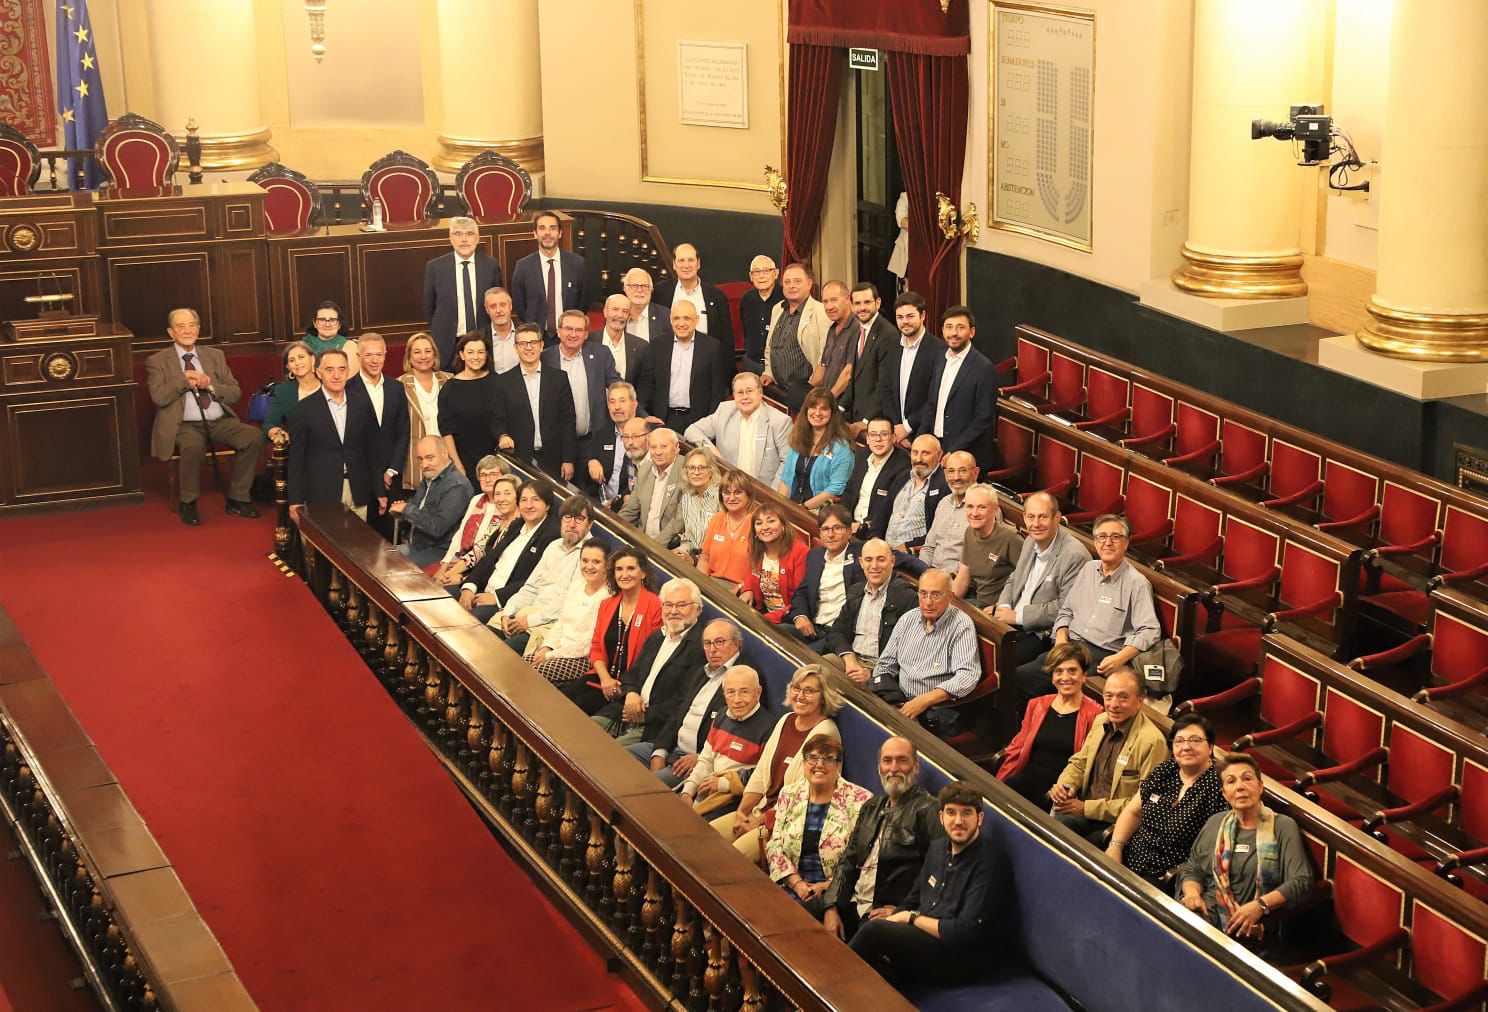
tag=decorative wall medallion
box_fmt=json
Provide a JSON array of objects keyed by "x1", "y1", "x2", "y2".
[
  {"x1": 10, "y1": 224, "x2": 40, "y2": 252},
  {"x1": 44, "y1": 352, "x2": 75, "y2": 381}
]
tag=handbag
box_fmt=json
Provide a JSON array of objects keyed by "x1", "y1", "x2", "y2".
[
  {"x1": 1135, "y1": 637, "x2": 1184, "y2": 697},
  {"x1": 248, "y1": 380, "x2": 275, "y2": 423}
]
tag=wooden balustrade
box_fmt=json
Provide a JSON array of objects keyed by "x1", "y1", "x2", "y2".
[{"x1": 564, "y1": 207, "x2": 674, "y2": 302}]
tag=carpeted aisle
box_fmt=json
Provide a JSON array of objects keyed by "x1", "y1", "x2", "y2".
[{"x1": 0, "y1": 495, "x2": 643, "y2": 1011}]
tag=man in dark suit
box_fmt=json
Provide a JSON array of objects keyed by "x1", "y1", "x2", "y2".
[
  {"x1": 826, "y1": 539, "x2": 920, "y2": 684},
  {"x1": 287, "y1": 347, "x2": 386, "y2": 523},
  {"x1": 840, "y1": 283, "x2": 898, "y2": 436},
  {"x1": 493, "y1": 322, "x2": 579, "y2": 480},
  {"x1": 544, "y1": 308, "x2": 619, "y2": 444},
  {"x1": 596, "y1": 578, "x2": 706, "y2": 746},
  {"x1": 845, "y1": 418, "x2": 911, "y2": 540},
  {"x1": 508, "y1": 210, "x2": 587, "y2": 342},
  {"x1": 346, "y1": 332, "x2": 410, "y2": 538},
  {"x1": 652, "y1": 243, "x2": 735, "y2": 352},
  {"x1": 879, "y1": 435, "x2": 950, "y2": 556},
  {"x1": 628, "y1": 618, "x2": 742, "y2": 787},
  {"x1": 648, "y1": 302, "x2": 729, "y2": 432},
  {"x1": 877, "y1": 292, "x2": 945, "y2": 450},
  {"x1": 738, "y1": 255, "x2": 782, "y2": 374},
  {"x1": 456, "y1": 483, "x2": 559, "y2": 622},
  {"x1": 422, "y1": 216, "x2": 503, "y2": 369},
  {"x1": 622, "y1": 268, "x2": 671, "y2": 343},
  {"x1": 590, "y1": 292, "x2": 655, "y2": 415},
  {"x1": 785, "y1": 505, "x2": 866, "y2": 652},
  {"x1": 144, "y1": 307, "x2": 263, "y2": 525},
  {"x1": 924, "y1": 306, "x2": 999, "y2": 470},
  {"x1": 584, "y1": 385, "x2": 643, "y2": 508}
]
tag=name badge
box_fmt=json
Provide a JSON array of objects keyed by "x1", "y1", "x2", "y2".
[
  {"x1": 927, "y1": 875, "x2": 938, "y2": 888},
  {"x1": 1098, "y1": 594, "x2": 1113, "y2": 605},
  {"x1": 1149, "y1": 794, "x2": 1162, "y2": 804},
  {"x1": 728, "y1": 741, "x2": 744, "y2": 751},
  {"x1": 1117, "y1": 754, "x2": 1129, "y2": 766},
  {"x1": 1234, "y1": 844, "x2": 1252, "y2": 854},
  {"x1": 876, "y1": 489, "x2": 887, "y2": 496},
  {"x1": 988, "y1": 552, "x2": 1000, "y2": 563},
  {"x1": 714, "y1": 534, "x2": 726, "y2": 542}
]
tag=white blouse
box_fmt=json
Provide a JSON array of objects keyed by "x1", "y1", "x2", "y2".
[
  {"x1": 544, "y1": 583, "x2": 613, "y2": 659},
  {"x1": 411, "y1": 374, "x2": 443, "y2": 437}
]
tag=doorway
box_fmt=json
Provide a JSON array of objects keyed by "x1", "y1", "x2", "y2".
[{"x1": 854, "y1": 66, "x2": 903, "y2": 300}]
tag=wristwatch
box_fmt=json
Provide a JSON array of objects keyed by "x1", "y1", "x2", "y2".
[
  {"x1": 908, "y1": 912, "x2": 919, "y2": 927},
  {"x1": 1256, "y1": 896, "x2": 1272, "y2": 915}
]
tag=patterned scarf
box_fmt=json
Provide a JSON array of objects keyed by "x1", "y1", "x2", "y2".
[{"x1": 1212, "y1": 805, "x2": 1280, "y2": 916}]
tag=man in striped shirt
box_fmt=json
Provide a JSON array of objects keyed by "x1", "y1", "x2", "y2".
[
  {"x1": 868, "y1": 569, "x2": 981, "y2": 739},
  {"x1": 680, "y1": 666, "x2": 775, "y2": 814}
]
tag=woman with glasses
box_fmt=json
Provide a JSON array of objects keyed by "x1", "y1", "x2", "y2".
[
  {"x1": 777, "y1": 388, "x2": 854, "y2": 510},
  {"x1": 431, "y1": 458, "x2": 509, "y2": 580},
  {"x1": 715, "y1": 665, "x2": 843, "y2": 862},
  {"x1": 666, "y1": 449, "x2": 720, "y2": 561},
  {"x1": 302, "y1": 300, "x2": 358, "y2": 371},
  {"x1": 438, "y1": 330, "x2": 496, "y2": 477},
  {"x1": 740, "y1": 504, "x2": 809, "y2": 623},
  {"x1": 996, "y1": 642, "x2": 1103, "y2": 804},
  {"x1": 697, "y1": 470, "x2": 755, "y2": 589},
  {"x1": 262, "y1": 341, "x2": 320, "y2": 442},
  {"x1": 398, "y1": 332, "x2": 452, "y2": 492},
  {"x1": 1178, "y1": 754, "x2": 1313, "y2": 943},
  {"x1": 436, "y1": 474, "x2": 517, "y2": 585},
  {"x1": 558, "y1": 548, "x2": 662, "y2": 715},
  {"x1": 1107, "y1": 713, "x2": 1229, "y2": 883},
  {"x1": 765, "y1": 734, "x2": 871, "y2": 914}
]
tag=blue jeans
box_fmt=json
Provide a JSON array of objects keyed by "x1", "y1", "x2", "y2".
[{"x1": 626, "y1": 742, "x2": 685, "y2": 788}]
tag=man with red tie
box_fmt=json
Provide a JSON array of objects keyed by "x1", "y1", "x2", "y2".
[
  {"x1": 509, "y1": 210, "x2": 589, "y2": 345},
  {"x1": 145, "y1": 307, "x2": 264, "y2": 526},
  {"x1": 840, "y1": 283, "x2": 898, "y2": 438}
]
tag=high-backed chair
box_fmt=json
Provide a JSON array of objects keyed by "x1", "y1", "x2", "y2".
[
  {"x1": 360, "y1": 150, "x2": 439, "y2": 224},
  {"x1": 247, "y1": 162, "x2": 322, "y2": 235},
  {"x1": 454, "y1": 150, "x2": 531, "y2": 222},
  {"x1": 96, "y1": 113, "x2": 179, "y2": 189},
  {"x1": 0, "y1": 123, "x2": 41, "y2": 196}
]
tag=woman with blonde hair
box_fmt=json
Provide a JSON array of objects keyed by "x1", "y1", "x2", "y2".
[
  {"x1": 697, "y1": 469, "x2": 755, "y2": 589},
  {"x1": 666, "y1": 448, "x2": 721, "y2": 561},
  {"x1": 399, "y1": 331, "x2": 452, "y2": 491}
]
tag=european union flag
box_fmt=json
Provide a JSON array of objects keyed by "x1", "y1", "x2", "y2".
[{"x1": 55, "y1": 1, "x2": 109, "y2": 189}]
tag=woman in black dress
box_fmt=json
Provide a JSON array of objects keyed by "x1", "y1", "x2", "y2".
[
  {"x1": 438, "y1": 331, "x2": 496, "y2": 477},
  {"x1": 996, "y1": 643, "x2": 1104, "y2": 804}
]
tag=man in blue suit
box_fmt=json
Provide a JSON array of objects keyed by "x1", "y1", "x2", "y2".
[
  {"x1": 544, "y1": 309, "x2": 620, "y2": 445},
  {"x1": 509, "y1": 210, "x2": 588, "y2": 343},
  {"x1": 784, "y1": 504, "x2": 866, "y2": 652},
  {"x1": 925, "y1": 306, "x2": 999, "y2": 472},
  {"x1": 422, "y1": 216, "x2": 503, "y2": 370},
  {"x1": 347, "y1": 332, "x2": 409, "y2": 539}
]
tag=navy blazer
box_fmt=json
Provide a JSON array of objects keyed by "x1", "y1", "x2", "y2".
[
  {"x1": 841, "y1": 314, "x2": 899, "y2": 423},
  {"x1": 491, "y1": 365, "x2": 579, "y2": 475},
  {"x1": 509, "y1": 248, "x2": 587, "y2": 337},
  {"x1": 421, "y1": 251, "x2": 503, "y2": 368},
  {"x1": 464, "y1": 514, "x2": 561, "y2": 606},
  {"x1": 347, "y1": 373, "x2": 410, "y2": 478},
  {"x1": 587, "y1": 328, "x2": 655, "y2": 416},
  {"x1": 653, "y1": 278, "x2": 735, "y2": 351},
  {"x1": 824, "y1": 577, "x2": 921, "y2": 659},
  {"x1": 650, "y1": 331, "x2": 730, "y2": 417},
  {"x1": 844, "y1": 446, "x2": 911, "y2": 540},
  {"x1": 541, "y1": 342, "x2": 620, "y2": 437},
  {"x1": 787, "y1": 541, "x2": 867, "y2": 625},
  {"x1": 878, "y1": 332, "x2": 946, "y2": 434},
  {"x1": 871, "y1": 466, "x2": 951, "y2": 551},
  {"x1": 633, "y1": 303, "x2": 673, "y2": 343},
  {"x1": 926, "y1": 346, "x2": 1000, "y2": 469},
  {"x1": 286, "y1": 390, "x2": 385, "y2": 509}
]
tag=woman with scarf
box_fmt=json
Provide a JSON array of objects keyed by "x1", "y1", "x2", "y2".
[{"x1": 1177, "y1": 754, "x2": 1313, "y2": 943}]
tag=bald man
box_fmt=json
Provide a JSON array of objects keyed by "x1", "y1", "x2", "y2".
[
  {"x1": 739, "y1": 255, "x2": 783, "y2": 373},
  {"x1": 652, "y1": 242, "x2": 735, "y2": 351},
  {"x1": 392, "y1": 435, "x2": 473, "y2": 567},
  {"x1": 588, "y1": 292, "x2": 656, "y2": 414},
  {"x1": 648, "y1": 301, "x2": 731, "y2": 431},
  {"x1": 881, "y1": 434, "x2": 950, "y2": 558},
  {"x1": 905, "y1": 450, "x2": 978, "y2": 576},
  {"x1": 868, "y1": 568, "x2": 981, "y2": 740}
]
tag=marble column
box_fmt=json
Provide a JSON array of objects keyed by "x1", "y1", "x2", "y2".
[{"x1": 433, "y1": 0, "x2": 544, "y2": 174}]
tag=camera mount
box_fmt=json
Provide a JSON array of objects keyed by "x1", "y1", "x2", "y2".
[{"x1": 1251, "y1": 103, "x2": 1370, "y2": 192}]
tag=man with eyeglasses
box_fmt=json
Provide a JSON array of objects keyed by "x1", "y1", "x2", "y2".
[
  {"x1": 588, "y1": 294, "x2": 655, "y2": 414},
  {"x1": 1049, "y1": 666, "x2": 1166, "y2": 844},
  {"x1": 867, "y1": 568, "x2": 981, "y2": 740},
  {"x1": 648, "y1": 301, "x2": 730, "y2": 432},
  {"x1": 1050, "y1": 513, "x2": 1160, "y2": 672},
  {"x1": 738, "y1": 255, "x2": 783, "y2": 374},
  {"x1": 422, "y1": 215, "x2": 503, "y2": 369},
  {"x1": 786, "y1": 504, "x2": 865, "y2": 652},
  {"x1": 584, "y1": 382, "x2": 642, "y2": 508},
  {"x1": 491, "y1": 495, "x2": 594, "y2": 652},
  {"x1": 680, "y1": 665, "x2": 775, "y2": 815},
  {"x1": 492, "y1": 322, "x2": 578, "y2": 481},
  {"x1": 626, "y1": 619, "x2": 742, "y2": 787},
  {"x1": 594, "y1": 578, "x2": 706, "y2": 746},
  {"x1": 683, "y1": 371, "x2": 791, "y2": 483},
  {"x1": 827, "y1": 539, "x2": 920, "y2": 684},
  {"x1": 843, "y1": 418, "x2": 909, "y2": 540},
  {"x1": 905, "y1": 450, "x2": 979, "y2": 576},
  {"x1": 621, "y1": 268, "x2": 670, "y2": 343},
  {"x1": 618, "y1": 426, "x2": 685, "y2": 539},
  {"x1": 543, "y1": 309, "x2": 620, "y2": 443}
]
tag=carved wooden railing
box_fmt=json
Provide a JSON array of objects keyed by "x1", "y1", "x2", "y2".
[
  {"x1": 0, "y1": 608, "x2": 253, "y2": 1010},
  {"x1": 562, "y1": 208, "x2": 673, "y2": 304},
  {"x1": 293, "y1": 508, "x2": 911, "y2": 1011}
]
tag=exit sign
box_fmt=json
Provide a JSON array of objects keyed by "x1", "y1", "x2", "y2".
[{"x1": 849, "y1": 47, "x2": 880, "y2": 71}]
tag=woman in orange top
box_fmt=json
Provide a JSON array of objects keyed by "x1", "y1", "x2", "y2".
[
  {"x1": 697, "y1": 469, "x2": 755, "y2": 590},
  {"x1": 558, "y1": 547, "x2": 662, "y2": 716},
  {"x1": 740, "y1": 504, "x2": 810, "y2": 623}
]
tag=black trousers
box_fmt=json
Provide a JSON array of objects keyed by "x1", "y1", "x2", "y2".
[{"x1": 849, "y1": 920, "x2": 977, "y2": 989}]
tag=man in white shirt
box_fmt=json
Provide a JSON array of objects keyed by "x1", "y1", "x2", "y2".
[
  {"x1": 880, "y1": 292, "x2": 945, "y2": 450},
  {"x1": 600, "y1": 578, "x2": 706, "y2": 745},
  {"x1": 510, "y1": 211, "x2": 586, "y2": 343},
  {"x1": 786, "y1": 504, "x2": 865, "y2": 651},
  {"x1": 910, "y1": 450, "x2": 979, "y2": 576},
  {"x1": 584, "y1": 381, "x2": 640, "y2": 506},
  {"x1": 347, "y1": 332, "x2": 409, "y2": 537},
  {"x1": 683, "y1": 372, "x2": 791, "y2": 483},
  {"x1": 588, "y1": 293, "x2": 655, "y2": 414},
  {"x1": 483, "y1": 287, "x2": 519, "y2": 374},
  {"x1": 619, "y1": 426, "x2": 684, "y2": 538},
  {"x1": 422, "y1": 216, "x2": 503, "y2": 369},
  {"x1": 493, "y1": 495, "x2": 593, "y2": 649},
  {"x1": 543, "y1": 309, "x2": 619, "y2": 442},
  {"x1": 846, "y1": 419, "x2": 909, "y2": 539},
  {"x1": 627, "y1": 619, "x2": 743, "y2": 786},
  {"x1": 621, "y1": 267, "x2": 668, "y2": 342},
  {"x1": 456, "y1": 480, "x2": 557, "y2": 621}
]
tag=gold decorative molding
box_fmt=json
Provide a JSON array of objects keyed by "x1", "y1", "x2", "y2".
[
  {"x1": 1171, "y1": 244, "x2": 1307, "y2": 299},
  {"x1": 936, "y1": 192, "x2": 980, "y2": 244},
  {"x1": 1357, "y1": 300, "x2": 1488, "y2": 363},
  {"x1": 434, "y1": 134, "x2": 545, "y2": 174},
  {"x1": 194, "y1": 127, "x2": 278, "y2": 172},
  {"x1": 763, "y1": 165, "x2": 787, "y2": 213}
]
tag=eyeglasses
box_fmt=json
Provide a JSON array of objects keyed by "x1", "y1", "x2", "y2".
[
  {"x1": 684, "y1": 465, "x2": 711, "y2": 473},
  {"x1": 1172, "y1": 736, "x2": 1210, "y2": 747},
  {"x1": 803, "y1": 754, "x2": 840, "y2": 767},
  {"x1": 660, "y1": 600, "x2": 694, "y2": 610},
  {"x1": 918, "y1": 589, "x2": 948, "y2": 600},
  {"x1": 1093, "y1": 533, "x2": 1128, "y2": 543},
  {"x1": 702, "y1": 637, "x2": 734, "y2": 649},
  {"x1": 748, "y1": 268, "x2": 777, "y2": 276},
  {"x1": 561, "y1": 514, "x2": 589, "y2": 523},
  {"x1": 818, "y1": 523, "x2": 847, "y2": 533},
  {"x1": 515, "y1": 339, "x2": 543, "y2": 348},
  {"x1": 792, "y1": 685, "x2": 822, "y2": 697},
  {"x1": 623, "y1": 282, "x2": 650, "y2": 290},
  {"x1": 315, "y1": 317, "x2": 339, "y2": 324}
]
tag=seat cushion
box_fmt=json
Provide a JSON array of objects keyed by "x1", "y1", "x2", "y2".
[
  {"x1": 1360, "y1": 590, "x2": 1429, "y2": 630},
  {"x1": 1195, "y1": 627, "x2": 1262, "y2": 681},
  {"x1": 906, "y1": 965, "x2": 1069, "y2": 1011}
]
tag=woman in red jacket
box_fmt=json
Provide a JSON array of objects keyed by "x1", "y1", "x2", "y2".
[
  {"x1": 997, "y1": 642, "x2": 1103, "y2": 804},
  {"x1": 557, "y1": 547, "x2": 662, "y2": 715},
  {"x1": 739, "y1": 505, "x2": 809, "y2": 623}
]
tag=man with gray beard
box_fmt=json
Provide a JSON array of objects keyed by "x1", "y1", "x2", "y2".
[{"x1": 819, "y1": 737, "x2": 943, "y2": 941}]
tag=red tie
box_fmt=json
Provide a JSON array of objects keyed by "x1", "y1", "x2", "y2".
[
  {"x1": 181, "y1": 353, "x2": 212, "y2": 412},
  {"x1": 545, "y1": 258, "x2": 558, "y2": 334},
  {"x1": 857, "y1": 325, "x2": 869, "y2": 359}
]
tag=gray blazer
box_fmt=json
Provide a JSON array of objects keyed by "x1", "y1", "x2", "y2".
[
  {"x1": 994, "y1": 525, "x2": 1092, "y2": 632},
  {"x1": 683, "y1": 401, "x2": 791, "y2": 483},
  {"x1": 619, "y1": 457, "x2": 687, "y2": 540}
]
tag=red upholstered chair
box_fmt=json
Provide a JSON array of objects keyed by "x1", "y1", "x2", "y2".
[
  {"x1": 1162, "y1": 401, "x2": 1221, "y2": 472},
  {"x1": 96, "y1": 113, "x2": 180, "y2": 189},
  {"x1": 1264, "y1": 439, "x2": 1324, "y2": 512},
  {"x1": 1072, "y1": 366, "x2": 1130, "y2": 433},
  {"x1": 360, "y1": 150, "x2": 439, "y2": 224},
  {"x1": 1040, "y1": 352, "x2": 1087, "y2": 416},
  {"x1": 1211, "y1": 419, "x2": 1269, "y2": 494},
  {"x1": 1065, "y1": 452, "x2": 1124, "y2": 525},
  {"x1": 454, "y1": 150, "x2": 531, "y2": 222},
  {"x1": 1030, "y1": 434, "x2": 1077, "y2": 501},
  {"x1": 1123, "y1": 473, "x2": 1174, "y2": 548},
  {"x1": 998, "y1": 337, "x2": 1050, "y2": 402},
  {"x1": 1120, "y1": 383, "x2": 1176, "y2": 454},
  {"x1": 1408, "y1": 904, "x2": 1488, "y2": 1007},
  {"x1": 1297, "y1": 855, "x2": 1407, "y2": 1003},
  {"x1": 1159, "y1": 494, "x2": 1223, "y2": 574},
  {"x1": 1318, "y1": 459, "x2": 1381, "y2": 533},
  {"x1": 247, "y1": 162, "x2": 322, "y2": 235},
  {"x1": 983, "y1": 417, "x2": 1034, "y2": 488},
  {"x1": 0, "y1": 123, "x2": 41, "y2": 196},
  {"x1": 717, "y1": 281, "x2": 751, "y2": 355}
]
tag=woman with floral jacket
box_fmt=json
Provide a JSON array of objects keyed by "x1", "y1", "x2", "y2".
[{"x1": 764, "y1": 733, "x2": 872, "y2": 917}]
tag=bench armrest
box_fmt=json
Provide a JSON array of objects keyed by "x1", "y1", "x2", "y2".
[
  {"x1": 1429, "y1": 560, "x2": 1488, "y2": 590},
  {"x1": 1156, "y1": 537, "x2": 1222, "y2": 570},
  {"x1": 1072, "y1": 406, "x2": 1130, "y2": 431},
  {"x1": 1295, "y1": 746, "x2": 1387, "y2": 790},
  {"x1": 1264, "y1": 592, "x2": 1341, "y2": 632},
  {"x1": 1233, "y1": 711, "x2": 1322, "y2": 750},
  {"x1": 1316, "y1": 504, "x2": 1380, "y2": 534},
  {"x1": 1362, "y1": 785, "x2": 1457, "y2": 832},
  {"x1": 1205, "y1": 566, "x2": 1280, "y2": 603},
  {"x1": 1413, "y1": 663, "x2": 1488, "y2": 702},
  {"x1": 1174, "y1": 677, "x2": 1261, "y2": 715},
  {"x1": 1212, "y1": 461, "x2": 1269, "y2": 488},
  {"x1": 1439, "y1": 845, "x2": 1488, "y2": 873},
  {"x1": 1128, "y1": 518, "x2": 1173, "y2": 546},
  {"x1": 1163, "y1": 439, "x2": 1221, "y2": 467},
  {"x1": 1301, "y1": 928, "x2": 1408, "y2": 988},
  {"x1": 1066, "y1": 497, "x2": 1123, "y2": 525},
  {"x1": 1040, "y1": 477, "x2": 1074, "y2": 499},
  {"x1": 1349, "y1": 633, "x2": 1431, "y2": 672},
  {"x1": 1261, "y1": 479, "x2": 1324, "y2": 510},
  {"x1": 1001, "y1": 369, "x2": 1051, "y2": 396},
  {"x1": 1038, "y1": 392, "x2": 1087, "y2": 415},
  {"x1": 1367, "y1": 529, "x2": 1441, "y2": 560},
  {"x1": 1120, "y1": 423, "x2": 1176, "y2": 449}
]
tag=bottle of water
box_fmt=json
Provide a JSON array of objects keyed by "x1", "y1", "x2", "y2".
[{"x1": 371, "y1": 198, "x2": 384, "y2": 231}]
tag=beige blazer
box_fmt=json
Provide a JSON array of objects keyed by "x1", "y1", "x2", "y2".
[
  {"x1": 145, "y1": 343, "x2": 243, "y2": 460},
  {"x1": 764, "y1": 297, "x2": 830, "y2": 378}
]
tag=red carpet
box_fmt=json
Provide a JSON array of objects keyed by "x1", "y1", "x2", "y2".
[{"x1": 0, "y1": 492, "x2": 644, "y2": 1011}]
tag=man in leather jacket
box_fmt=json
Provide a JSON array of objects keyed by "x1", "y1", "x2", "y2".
[{"x1": 821, "y1": 736, "x2": 944, "y2": 941}]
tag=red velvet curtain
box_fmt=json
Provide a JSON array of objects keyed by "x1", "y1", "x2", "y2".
[
  {"x1": 789, "y1": 0, "x2": 970, "y2": 56},
  {"x1": 782, "y1": 44, "x2": 843, "y2": 268},
  {"x1": 887, "y1": 51, "x2": 969, "y2": 326}
]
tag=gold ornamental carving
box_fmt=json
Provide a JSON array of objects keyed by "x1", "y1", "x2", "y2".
[
  {"x1": 44, "y1": 353, "x2": 75, "y2": 381},
  {"x1": 1171, "y1": 244, "x2": 1307, "y2": 299},
  {"x1": 763, "y1": 165, "x2": 788, "y2": 214},
  {"x1": 936, "y1": 192, "x2": 980, "y2": 244},
  {"x1": 1357, "y1": 300, "x2": 1488, "y2": 364},
  {"x1": 10, "y1": 224, "x2": 39, "y2": 252},
  {"x1": 191, "y1": 126, "x2": 278, "y2": 173}
]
